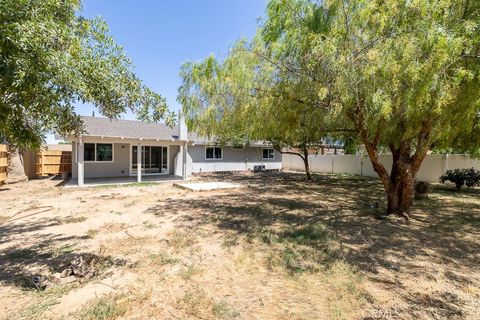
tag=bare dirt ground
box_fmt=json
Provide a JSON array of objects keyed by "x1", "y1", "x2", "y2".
[{"x1": 0, "y1": 172, "x2": 479, "y2": 320}]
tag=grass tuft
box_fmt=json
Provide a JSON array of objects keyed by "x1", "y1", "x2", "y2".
[
  {"x1": 148, "y1": 251, "x2": 179, "y2": 265},
  {"x1": 213, "y1": 300, "x2": 240, "y2": 319},
  {"x1": 77, "y1": 296, "x2": 126, "y2": 320},
  {"x1": 142, "y1": 221, "x2": 156, "y2": 229},
  {"x1": 57, "y1": 215, "x2": 88, "y2": 224},
  {"x1": 284, "y1": 223, "x2": 331, "y2": 244},
  {"x1": 167, "y1": 230, "x2": 197, "y2": 250},
  {"x1": 86, "y1": 229, "x2": 98, "y2": 238}
]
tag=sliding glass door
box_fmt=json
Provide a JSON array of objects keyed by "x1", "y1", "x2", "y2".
[{"x1": 132, "y1": 146, "x2": 168, "y2": 174}]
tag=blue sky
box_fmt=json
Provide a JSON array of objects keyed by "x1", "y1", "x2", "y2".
[{"x1": 48, "y1": 0, "x2": 266, "y2": 143}]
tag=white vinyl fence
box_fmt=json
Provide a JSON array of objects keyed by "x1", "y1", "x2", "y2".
[{"x1": 282, "y1": 154, "x2": 480, "y2": 183}]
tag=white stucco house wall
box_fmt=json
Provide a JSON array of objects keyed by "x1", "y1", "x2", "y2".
[{"x1": 66, "y1": 115, "x2": 282, "y2": 186}]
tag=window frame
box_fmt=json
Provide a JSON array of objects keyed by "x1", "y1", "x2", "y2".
[
  {"x1": 78, "y1": 142, "x2": 114, "y2": 163},
  {"x1": 205, "y1": 146, "x2": 223, "y2": 160},
  {"x1": 262, "y1": 148, "x2": 275, "y2": 160}
]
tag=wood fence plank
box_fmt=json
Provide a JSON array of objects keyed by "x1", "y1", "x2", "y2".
[
  {"x1": 36, "y1": 150, "x2": 72, "y2": 176},
  {"x1": 0, "y1": 144, "x2": 7, "y2": 185}
]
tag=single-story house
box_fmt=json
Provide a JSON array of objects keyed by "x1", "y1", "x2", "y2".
[{"x1": 65, "y1": 115, "x2": 282, "y2": 186}]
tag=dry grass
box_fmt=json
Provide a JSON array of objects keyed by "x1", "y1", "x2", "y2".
[
  {"x1": 76, "y1": 295, "x2": 127, "y2": 320},
  {"x1": 86, "y1": 223, "x2": 128, "y2": 238},
  {"x1": 56, "y1": 215, "x2": 87, "y2": 224},
  {"x1": 0, "y1": 172, "x2": 479, "y2": 319}
]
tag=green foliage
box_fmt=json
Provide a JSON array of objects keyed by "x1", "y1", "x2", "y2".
[
  {"x1": 342, "y1": 135, "x2": 360, "y2": 155},
  {"x1": 440, "y1": 168, "x2": 480, "y2": 189},
  {"x1": 179, "y1": 0, "x2": 480, "y2": 157},
  {"x1": 203, "y1": 0, "x2": 479, "y2": 146},
  {"x1": 178, "y1": 38, "x2": 331, "y2": 152},
  {"x1": 0, "y1": 0, "x2": 174, "y2": 149}
]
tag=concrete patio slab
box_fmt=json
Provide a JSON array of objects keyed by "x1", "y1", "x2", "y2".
[
  {"x1": 65, "y1": 175, "x2": 184, "y2": 187},
  {"x1": 173, "y1": 181, "x2": 242, "y2": 191}
]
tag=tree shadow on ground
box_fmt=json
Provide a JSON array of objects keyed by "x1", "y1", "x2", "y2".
[
  {"x1": 145, "y1": 172, "x2": 480, "y2": 319},
  {"x1": 0, "y1": 211, "x2": 69, "y2": 245},
  {"x1": 0, "y1": 217, "x2": 126, "y2": 290},
  {"x1": 0, "y1": 240, "x2": 126, "y2": 290}
]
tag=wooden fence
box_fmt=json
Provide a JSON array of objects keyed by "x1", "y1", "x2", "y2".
[
  {"x1": 0, "y1": 144, "x2": 7, "y2": 185},
  {"x1": 36, "y1": 150, "x2": 72, "y2": 176}
]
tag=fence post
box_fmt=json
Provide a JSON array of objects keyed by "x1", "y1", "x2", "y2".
[
  {"x1": 41, "y1": 152, "x2": 44, "y2": 176},
  {"x1": 358, "y1": 154, "x2": 362, "y2": 176},
  {"x1": 443, "y1": 154, "x2": 449, "y2": 174},
  {"x1": 0, "y1": 144, "x2": 7, "y2": 185}
]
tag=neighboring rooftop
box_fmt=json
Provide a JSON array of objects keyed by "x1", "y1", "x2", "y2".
[{"x1": 79, "y1": 116, "x2": 180, "y2": 140}]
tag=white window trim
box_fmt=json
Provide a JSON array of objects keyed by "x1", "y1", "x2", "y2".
[
  {"x1": 262, "y1": 148, "x2": 275, "y2": 160},
  {"x1": 83, "y1": 143, "x2": 114, "y2": 163},
  {"x1": 205, "y1": 146, "x2": 223, "y2": 160}
]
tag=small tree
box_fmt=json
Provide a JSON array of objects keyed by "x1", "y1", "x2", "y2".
[
  {"x1": 0, "y1": 0, "x2": 174, "y2": 149},
  {"x1": 267, "y1": 117, "x2": 325, "y2": 181}
]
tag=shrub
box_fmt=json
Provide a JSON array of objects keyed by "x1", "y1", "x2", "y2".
[
  {"x1": 440, "y1": 168, "x2": 480, "y2": 189},
  {"x1": 414, "y1": 181, "x2": 430, "y2": 199}
]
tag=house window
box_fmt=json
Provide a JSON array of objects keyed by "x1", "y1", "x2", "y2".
[
  {"x1": 205, "y1": 147, "x2": 222, "y2": 159},
  {"x1": 96, "y1": 143, "x2": 113, "y2": 161},
  {"x1": 262, "y1": 148, "x2": 275, "y2": 159},
  {"x1": 84, "y1": 143, "x2": 95, "y2": 161},
  {"x1": 83, "y1": 143, "x2": 113, "y2": 162}
]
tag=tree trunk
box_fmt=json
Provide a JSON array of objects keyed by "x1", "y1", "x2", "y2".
[
  {"x1": 361, "y1": 139, "x2": 421, "y2": 219},
  {"x1": 385, "y1": 162, "x2": 415, "y2": 218},
  {"x1": 353, "y1": 107, "x2": 432, "y2": 220},
  {"x1": 276, "y1": 146, "x2": 312, "y2": 181},
  {"x1": 384, "y1": 144, "x2": 423, "y2": 219},
  {"x1": 6, "y1": 149, "x2": 28, "y2": 184},
  {"x1": 302, "y1": 146, "x2": 312, "y2": 181}
]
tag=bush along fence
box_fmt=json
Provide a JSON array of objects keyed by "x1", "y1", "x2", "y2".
[
  {"x1": 282, "y1": 154, "x2": 480, "y2": 183},
  {"x1": 0, "y1": 144, "x2": 7, "y2": 185},
  {"x1": 440, "y1": 168, "x2": 480, "y2": 189}
]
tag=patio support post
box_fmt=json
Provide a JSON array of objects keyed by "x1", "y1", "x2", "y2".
[
  {"x1": 78, "y1": 136, "x2": 84, "y2": 186},
  {"x1": 137, "y1": 143, "x2": 142, "y2": 183},
  {"x1": 182, "y1": 142, "x2": 187, "y2": 180}
]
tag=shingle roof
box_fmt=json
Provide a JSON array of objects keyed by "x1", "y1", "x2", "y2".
[
  {"x1": 77, "y1": 116, "x2": 272, "y2": 147},
  {"x1": 80, "y1": 116, "x2": 179, "y2": 140}
]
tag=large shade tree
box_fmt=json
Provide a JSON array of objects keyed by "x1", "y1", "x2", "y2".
[
  {"x1": 315, "y1": 0, "x2": 480, "y2": 217},
  {"x1": 0, "y1": 0, "x2": 174, "y2": 149},
  {"x1": 179, "y1": 0, "x2": 480, "y2": 218}
]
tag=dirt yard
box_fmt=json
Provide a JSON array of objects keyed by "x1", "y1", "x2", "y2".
[{"x1": 0, "y1": 172, "x2": 479, "y2": 319}]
